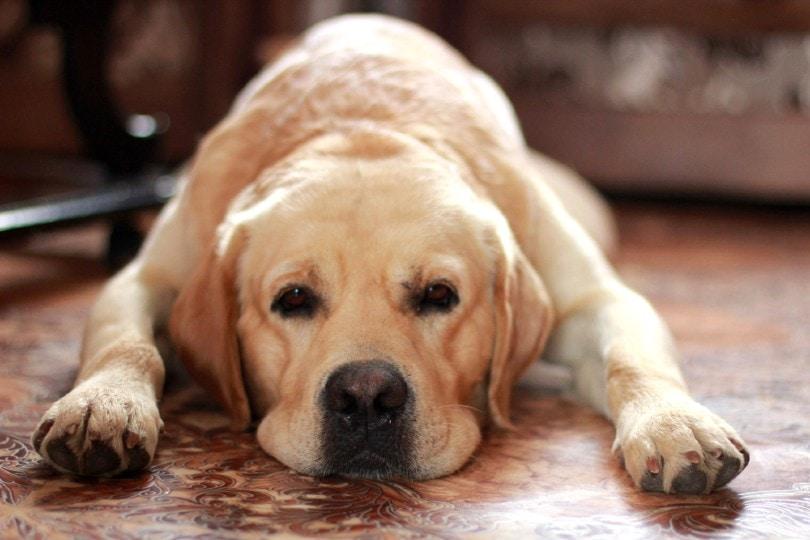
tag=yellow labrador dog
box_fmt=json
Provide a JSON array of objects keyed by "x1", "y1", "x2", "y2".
[{"x1": 32, "y1": 15, "x2": 748, "y2": 493}]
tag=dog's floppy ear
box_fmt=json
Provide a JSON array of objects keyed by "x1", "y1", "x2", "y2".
[
  {"x1": 488, "y1": 242, "x2": 553, "y2": 429},
  {"x1": 169, "y1": 225, "x2": 251, "y2": 430}
]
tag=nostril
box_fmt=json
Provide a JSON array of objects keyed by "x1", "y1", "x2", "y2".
[
  {"x1": 374, "y1": 381, "x2": 407, "y2": 413},
  {"x1": 339, "y1": 391, "x2": 358, "y2": 415},
  {"x1": 325, "y1": 386, "x2": 358, "y2": 415}
]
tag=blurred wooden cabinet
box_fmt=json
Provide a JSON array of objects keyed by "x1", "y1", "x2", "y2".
[{"x1": 421, "y1": 0, "x2": 810, "y2": 202}]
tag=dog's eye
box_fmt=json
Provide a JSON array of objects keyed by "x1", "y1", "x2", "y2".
[
  {"x1": 416, "y1": 282, "x2": 459, "y2": 315},
  {"x1": 271, "y1": 286, "x2": 319, "y2": 318}
]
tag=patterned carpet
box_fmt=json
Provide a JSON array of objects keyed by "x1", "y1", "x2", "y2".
[{"x1": 1, "y1": 201, "x2": 809, "y2": 538}]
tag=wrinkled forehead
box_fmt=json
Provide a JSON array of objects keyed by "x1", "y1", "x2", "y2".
[{"x1": 237, "y1": 156, "x2": 499, "y2": 289}]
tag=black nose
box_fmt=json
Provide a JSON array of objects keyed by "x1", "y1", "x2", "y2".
[
  {"x1": 324, "y1": 361, "x2": 408, "y2": 429},
  {"x1": 320, "y1": 361, "x2": 412, "y2": 478}
]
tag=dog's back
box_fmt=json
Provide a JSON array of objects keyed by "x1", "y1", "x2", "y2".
[{"x1": 193, "y1": 14, "x2": 614, "y2": 251}]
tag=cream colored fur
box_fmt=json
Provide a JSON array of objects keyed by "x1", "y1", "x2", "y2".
[{"x1": 33, "y1": 15, "x2": 746, "y2": 492}]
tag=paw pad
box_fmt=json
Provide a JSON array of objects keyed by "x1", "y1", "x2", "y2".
[{"x1": 82, "y1": 441, "x2": 121, "y2": 476}]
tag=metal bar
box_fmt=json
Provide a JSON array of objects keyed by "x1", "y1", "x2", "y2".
[{"x1": 0, "y1": 174, "x2": 176, "y2": 234}]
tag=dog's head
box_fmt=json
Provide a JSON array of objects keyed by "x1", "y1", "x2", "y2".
[{"x1": 170, "y1": 131, "x2": 552, "y2": 479}]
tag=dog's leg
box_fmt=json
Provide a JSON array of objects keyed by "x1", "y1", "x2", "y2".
[
  {"x1": 503, "y1": 156, "x2": 749, "y2": 494},
  {"x1": 31, "y1": 200, "x2": 192, "y2": 476}
]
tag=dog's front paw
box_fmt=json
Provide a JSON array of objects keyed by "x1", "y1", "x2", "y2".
[
  {"x1": 614, "y1": 398, "x2": 749, "y2": 494},
  {"x1": 32, "y1": 381, "x2": 162, "y2": 476}
]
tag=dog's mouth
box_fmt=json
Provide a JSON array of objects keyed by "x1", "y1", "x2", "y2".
[{"x1": 323, "y1": 448, "x2": 411, "y2": 480}]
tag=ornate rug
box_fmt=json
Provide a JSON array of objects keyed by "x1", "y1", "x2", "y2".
[{"x1": 1, "y1": 202, "x2": 809, "y2": 538}]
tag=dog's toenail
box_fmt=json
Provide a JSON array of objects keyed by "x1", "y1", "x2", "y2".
[
  {"x1": 64, "y1": 423, "x2": 78, "y2": 436},
  {"x1": 646, "y1": 456, "x2": 660, "y2": 474},
  {"x1": 711, "y1": 449, "x2": 723, "y2": 459},
  {"x1": 730, "y1": 439, "x2": 750, "y2": 468},
  {"x1": 33, "y1": 420, "x2": 54, "y2": 452},
  {"x1": 740, "y1": 448, "x2": 750, "y2": 468}
]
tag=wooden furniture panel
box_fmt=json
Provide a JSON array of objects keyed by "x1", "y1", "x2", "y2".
[
  {"x1": 516, "y1": 98, "x2": 810, "y2": 201},
  {"x1": 480, "y1": 0, "x2": 810, "y2": 36},
  {"x1": 438, "y1": 0, "x2": 810, "y2": 202}
]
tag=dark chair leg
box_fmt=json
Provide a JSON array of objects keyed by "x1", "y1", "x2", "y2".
[
  {"x1": 28, "y1": 0, "x2": 166, "y2": 269},
  {"x1": 106, "y1": 219, "x2": 144, "y2": 269}
]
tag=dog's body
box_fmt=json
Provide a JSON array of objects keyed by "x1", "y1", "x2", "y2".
[{"x1": 33, "y1": 15, "x2": 747, "y2": 492}]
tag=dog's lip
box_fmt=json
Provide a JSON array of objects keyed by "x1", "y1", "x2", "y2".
[
  {"x1": 346, "y1": 449, "x2": 388, "y2": 467},
  {"x1": 328, "y1": 448, "x2": 408, "y2": 479}
]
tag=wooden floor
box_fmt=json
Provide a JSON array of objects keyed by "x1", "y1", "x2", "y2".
[{"x1": 1, "y1": 201, "x2": 809, "y2": 538}]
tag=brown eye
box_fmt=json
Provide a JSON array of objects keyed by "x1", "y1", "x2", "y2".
[
  {"x1": 416, "y1": 282, "x2": 459, "y2": 315},
  {"x1": 271, "y1": 286, "x2": 319, "y2": 318}
]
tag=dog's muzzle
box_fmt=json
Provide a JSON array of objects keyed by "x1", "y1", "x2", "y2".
[{"x1": 319, "y1": 360, "x2": 413, "y2": 478}]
